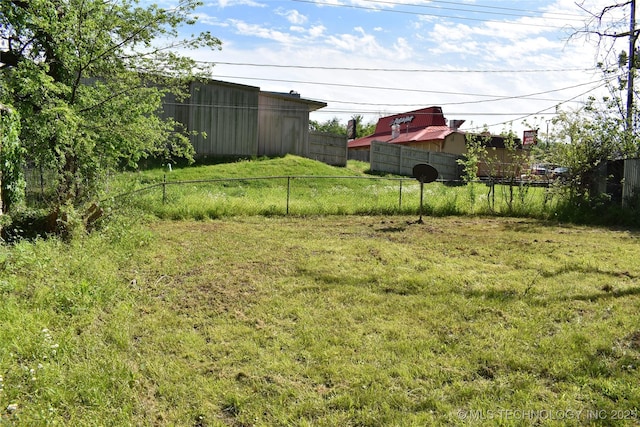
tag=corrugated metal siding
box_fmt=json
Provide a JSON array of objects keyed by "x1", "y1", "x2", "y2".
[
  {"x1": 309, "y1": 132, "x2": 347, "y2": 166},
  {"x1": 188, "y1": 81, "x2": 259, "y2": 157},
  {"x1": 258, "y1": 94, "x2": 310, "y2": 157},
  {"x1": 161, "y1": 82, "x2": 329, "y2": 161},
  {"x1": 370, "y1": 141, "x2": 461, "y2": 180},
  {"x1": 623, "y1": 158, "x2": 640, "y2": 206}
]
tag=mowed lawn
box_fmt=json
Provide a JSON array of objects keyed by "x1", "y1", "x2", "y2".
[{"x1": 1, "y1": 216, "x2": 640, "y2": 426}]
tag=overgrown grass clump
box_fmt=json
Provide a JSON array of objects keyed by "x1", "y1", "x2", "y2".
[
  {"x1": 1, "y1": 215, "x2": 639, "y2": 425},
  {"x1": 0, "y1": 213, "x2": 153, "y2": 424}
]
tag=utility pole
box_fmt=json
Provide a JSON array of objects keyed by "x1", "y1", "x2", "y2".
[{"x1": 627, "y1": 0, "x2": 637, "y2": 133}]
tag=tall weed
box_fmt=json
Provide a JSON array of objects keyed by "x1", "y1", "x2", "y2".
[{"x1": 0, "y1": 214, "x2": 150, "y2": 424}]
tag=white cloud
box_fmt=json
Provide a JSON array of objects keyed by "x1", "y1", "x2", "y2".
[
  {"x1": 194, "y1": 12, "x2": 228, "y2": 27},
  {"x1": 308, "y1": 25, "x2": 327, "y2": 38},
  {"x1": 311, "y1": 0, "x2": 344, "y2": 7},
  {"x1": 277, "y1": 9, "x2": 308, "y2": 25},
  {"x1": 326, "y1": 27, "x2": 383, "y2": 56},
  {"x1": 211, "y1": 0, "x2": 266, "y2": 8},
  {"x1": 393, "y1": 38, "x2": 413, "y2": 58},
  {"x1": 229, "y1": 19, "x2": 300, "y2": 44}
]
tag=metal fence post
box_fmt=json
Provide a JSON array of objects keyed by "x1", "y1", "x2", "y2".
[
  {"x1": 286, "y1": 176, "x2": 291, "y2": 215},
  {"x1": 399, "y1": 179, "x2": 403, "y2": 210},
  {"x1": 162, "y1": 174, "x2": 167, "y2": 204}
]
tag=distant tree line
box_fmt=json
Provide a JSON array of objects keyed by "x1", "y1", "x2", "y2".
[{"x1": 310, "y1": 115, "x2": 377, "y2": 139}]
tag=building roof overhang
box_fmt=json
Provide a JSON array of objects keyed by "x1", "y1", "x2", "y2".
[
  {"x1": 260, "y1": 91, "x2": 327, "y2": 111},
  {"x1": 348, "y1": 126, "x2": 457, "y2": 149},
  {"x1": 196, "y1": 78, "x2": 261, "y2": 92}
]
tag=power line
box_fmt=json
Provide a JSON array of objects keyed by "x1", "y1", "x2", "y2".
[
  {"x1": 317, "y1": 108, "x2": 559, "y2": 116},
  {"x1": 160, "y1": 79, "x2": 610, "y2": 126},
  {"x1": 402, "y1": 0, "x2": 587, "y2": 18},
  {"x1": 209, "y1": 73, "x2": 610, "y2": 101},
  {"x1": 207, "y1": 60, "x2": 593, "y2": 74},
  {"x1": 161, "y1": 101, "x2": 559, "y2": 117},
  {"x1": 290, "y1": 0, "x2": 584, "y2": 29},
  {"x1": 335, "y1": 0, "x2": 587, "y2": 21},
  {"x1": 469, "y1": 81, "x2": 609, "y2": 131}
]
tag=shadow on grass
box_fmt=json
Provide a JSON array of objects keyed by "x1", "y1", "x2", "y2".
[
  {"x1": 540, "y1": 264, "x2": 638, "y2": 280},
  {"x1": 463, "y1": 288, "x2": 520, "y2": 301},
  {"x1": 568, "y1": 286, "x2": 640, "y2": 302},
  {"x1": 498, "y1": 217, "x2": 640, "y2": 236},
  {"x1": 377, "y1": 225, "x2": 407, "y2": 233}
]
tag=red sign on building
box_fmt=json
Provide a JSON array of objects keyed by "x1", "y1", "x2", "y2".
[{"x1": 523, "y1": 130, "x2": 538, "y2": 146}]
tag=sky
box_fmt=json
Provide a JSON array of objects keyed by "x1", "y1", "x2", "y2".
[{"x1": 155, "y1": 0, "x2": 634, "y2": 138}]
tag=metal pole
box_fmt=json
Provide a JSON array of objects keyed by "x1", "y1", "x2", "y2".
[
  {"x1": 40, "y1": 166, "x2": 45, "y2": 201},
  {"x1": 398, "y1": 179, "x2": 403, "y2": 210},
  {"x1": 418, "y1": 180, "x2": 424, "y2": 224},
  {"x1": 546, "y1": 120, "x2": 550, "y2": 147},
  {"x1": 162, "y1": 174, "x2": 167, "y2": 204},
  {"x1": 286, "y1": 176, "x2": 291, "y2": 215},
  {"x1": 627, "y1": 0, "x2": 637, "y2": 132}
]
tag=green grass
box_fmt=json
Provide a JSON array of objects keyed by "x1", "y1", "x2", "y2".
[
  {"x1": 109, "y1": 155, "x2": 558, "y2": 220},
  {"x1": 1, "y1": 215, "x2": 639, "y2": 425}
]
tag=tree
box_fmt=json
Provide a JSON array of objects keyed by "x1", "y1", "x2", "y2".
[
  {"x1": 574, "y1": 0, "x2": 640, "y2": 142},
  {"x1": 547, "y1": 100, "x2": 624, "y2": 200},
  {"x1": 309, "y1": 115, "x2": 377, "y2": 138},
  {"x1": 351, "y1": 114, "x2": 377, "y2": 138},
  {"x1": 0, "y1": 0, "x2": 220, "y2": 228},
  {"x1": 0, "y1": 104, "x2": 25, "y2": 213},
  {"x1": 310, "y1": 117, "x2": 346, "y2": 135},
  {"x1": 545, "y1": 1, "x2": 640, "y2": 209},
  {"x1": 458, "y1": 132, "x2": 488, "y2": 207}
]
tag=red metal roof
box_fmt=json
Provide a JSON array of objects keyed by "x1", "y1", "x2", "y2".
[
  {"x1": 393, "y1": 126, "x2": 454, "y2": 143},
  {"x1": 348, "y1": 107, "x2": 456, "y2": 149},
  {"x1": 348, "y1": 126, "x2": 456, "y2": 148}
]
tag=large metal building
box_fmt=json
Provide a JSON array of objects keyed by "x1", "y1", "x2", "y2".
[
  {"x1": 162, "y1": 79, "x2": 327, "y2": 159},
  {"x1": 258, "y1": 91, "x2": 326, "y2": 158},
  {"x1": 162, "y1": 79, "x2": 260, "y2": 157}
]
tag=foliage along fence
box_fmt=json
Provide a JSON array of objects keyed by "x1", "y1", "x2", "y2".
[
  {"x1": 20, "y1": 160, "x2": 640, "y2": 216},
  {"x1": 112, "y1": 175, "x2": 421, "y2": 215},
  {"x1": 102, "y1": 173, "x2": 580, "y2": 224},
  {"x1": 0, "y1": 104, "x2": 26, "y2": 213}
]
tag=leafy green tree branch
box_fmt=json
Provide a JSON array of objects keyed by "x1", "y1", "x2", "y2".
[{"x1": 0, "y1": 0, "x2": 221, "y2": 233}]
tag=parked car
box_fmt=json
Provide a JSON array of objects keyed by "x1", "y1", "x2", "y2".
[
  {"x1": 530, "y1": 165, "x2": 548, "y2": 176},
  {"x1": 551, "y1": 167, "x2": 569, "y2": 179},
  {"x1": 520, "y1": 165, "x2": 549, "y2": 181}
]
